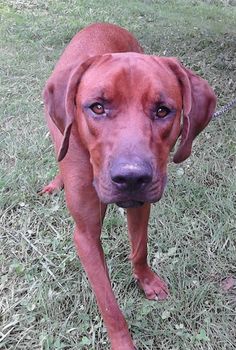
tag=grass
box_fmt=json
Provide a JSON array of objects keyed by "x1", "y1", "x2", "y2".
[{"x1": 1, "y1": 0, "x2": 236, "y2": 349}]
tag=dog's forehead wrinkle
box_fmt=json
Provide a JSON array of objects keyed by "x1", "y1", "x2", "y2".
[
  {"x1": 82, "y1": 54, "x2": 181, "y2": 107},
  {"x1": 87, "y1": 75, "x2": 156, "y2": 106},
  {"x1": 84, "y1": 56, "x2": 179, "y2": 106}
]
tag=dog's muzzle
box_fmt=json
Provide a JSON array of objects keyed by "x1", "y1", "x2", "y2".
[
  {"x1": 110, "y1": 159, "x2": 153, "y2": 192},
  {"x1": 110, "y1": 157, "x2": 153, "y2": 208}
]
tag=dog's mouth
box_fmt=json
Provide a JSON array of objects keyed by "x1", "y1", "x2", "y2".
[
  {"x1": 115, "y1": 200, "x2": 144, "y2": 208},
  {"x1": 93, "y1": 173, "x2": 167, "y2": 208}
]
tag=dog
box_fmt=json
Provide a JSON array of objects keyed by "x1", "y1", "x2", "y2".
[{"x1": 41, "y1": 23, "x2": 216, "y2": 350}]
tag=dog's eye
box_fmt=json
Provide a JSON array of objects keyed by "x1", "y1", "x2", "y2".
[
  {"x1": 155, "y1": 106, "x2": 170, "y2": 119},
  {"x1": 90, "y1": 103, "x2": 105, "y2": 115}
]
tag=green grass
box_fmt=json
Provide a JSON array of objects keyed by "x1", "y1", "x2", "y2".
[{"x1": 1, "y1": 1, "x2": 236, "y2": 349}]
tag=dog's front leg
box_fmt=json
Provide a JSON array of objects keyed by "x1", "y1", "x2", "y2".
[
  {"x1": 73, "y1": 208, "x2": 135, "y2": 350},
  {"x1": 127, "y1": 203, "x2": 169, "y2": 301}
]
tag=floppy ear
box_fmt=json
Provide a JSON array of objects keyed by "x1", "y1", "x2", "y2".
[
  {"x1": 165, "y1": 58, "x2": 217, "y2": 163},
  {"x1": 43, "y1": 56, "x2": 100, "y2": 161}
]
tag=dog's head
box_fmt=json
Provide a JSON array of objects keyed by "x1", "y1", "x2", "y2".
[{"x1": 44, "y1": 53, "x2": 216, "y2": 208}]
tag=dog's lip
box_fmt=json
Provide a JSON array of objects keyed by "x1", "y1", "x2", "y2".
[
  {"x1": 93, "y1": 175, "x2": 167, "y2": 206},
  {"x1": 99, "y1": 192, "x2": 164, "y2": 206},
  {"x1": 116, "y1": 200, "x2": 144, "y2": 208}
]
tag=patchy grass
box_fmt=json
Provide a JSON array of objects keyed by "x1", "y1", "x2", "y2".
[{"x1": 1, "y1": 0, "x2": 236, "y2": 349}]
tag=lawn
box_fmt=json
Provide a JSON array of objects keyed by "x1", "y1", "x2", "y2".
[{"x1": 1, "y1": 0, "x2": 236, "y2": 349}]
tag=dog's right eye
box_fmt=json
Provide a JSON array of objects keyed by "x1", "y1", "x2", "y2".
[
  {"x1": 155, "y1": 106, "x2": 171, "y2": 119},
  {"x1": 89, "y1": 103, "x2": 105, "y2": 115}
]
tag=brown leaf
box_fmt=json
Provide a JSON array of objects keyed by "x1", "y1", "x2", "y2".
[{"x1": 221, "y1": 276, "x2": 236, "y2": 292}]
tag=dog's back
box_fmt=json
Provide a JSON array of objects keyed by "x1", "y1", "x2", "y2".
[{"x1": 54, "y1": 23, "x2": 143, "y2": 73}]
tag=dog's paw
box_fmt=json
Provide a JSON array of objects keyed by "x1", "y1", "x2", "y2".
[
  {"x1": 38, "y1": 174, "x2": 63, "y2": 195},
  {"x1": 134, "y1": 267, "x2": 169, "y2": 301}
]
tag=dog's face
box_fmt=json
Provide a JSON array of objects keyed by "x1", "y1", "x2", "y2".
[
  {"x1": 75, "y1": 54, "x2": 183, "y2": 207},
  {"x1": 45, "y1": 53, "x2": 216, "y2": 208}
]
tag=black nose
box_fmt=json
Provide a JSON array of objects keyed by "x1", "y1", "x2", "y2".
[{"x1": 110, "y1": 159, "x2": 153, "y2": 192}]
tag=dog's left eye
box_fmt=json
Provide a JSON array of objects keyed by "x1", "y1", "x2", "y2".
[
  {"x1": 89, "y1": 103, "x2": 105, "y2": 115},
  {"x1": 155, "y1": 106, "x2": 171, "y2": 119}
]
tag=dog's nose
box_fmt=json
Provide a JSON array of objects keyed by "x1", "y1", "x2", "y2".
[{"x1": 110, "y1": 160, "x2": 153, "y2": 192}]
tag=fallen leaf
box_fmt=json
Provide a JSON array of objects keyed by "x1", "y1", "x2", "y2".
[{"x1": 221, "y1": 276, "x2": 236, "y2": 292}]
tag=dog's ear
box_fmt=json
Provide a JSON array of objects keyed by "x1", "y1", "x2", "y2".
[
  {"x1": 43, "y1": 56, "x2": 101, "y2": 161},
  {"x1": 164, "y1": 58, "x2": 217, "y2": 163}
]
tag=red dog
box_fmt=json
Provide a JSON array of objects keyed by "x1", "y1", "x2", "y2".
[{"x1": 42, "y1": 23, "x2": 216, "y2": 350}]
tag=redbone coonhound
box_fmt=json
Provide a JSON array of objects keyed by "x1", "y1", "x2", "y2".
[{"x1": 41, "y1": 23, "x2": 216, "y2": 350}]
